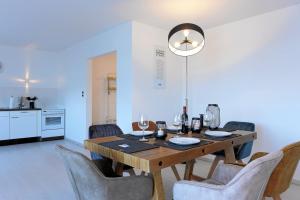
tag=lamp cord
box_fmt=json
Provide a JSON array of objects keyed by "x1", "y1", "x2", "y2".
[{"x1": 185, "y1": 56, "x2": 188, "y2": 108}]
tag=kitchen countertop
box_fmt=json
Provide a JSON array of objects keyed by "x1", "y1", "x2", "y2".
[{"x1": 0, "y1": 108, "x2": 42, "y2": 111}]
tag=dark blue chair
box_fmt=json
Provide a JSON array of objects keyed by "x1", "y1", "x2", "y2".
[
  {"x1": 207, "y1": 121, "x2": 255, "y2": 178},
  {"x1": 89, "y1": 124, "x2": 134, "y2": 175}
]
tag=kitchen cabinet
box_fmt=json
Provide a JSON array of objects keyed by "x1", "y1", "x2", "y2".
[
  {"x1": 10, "y1": 111, "x2": 40, "y2": 139},
  {"x1": 0, "y1": 112, "x2": 10, "y2": 140}
]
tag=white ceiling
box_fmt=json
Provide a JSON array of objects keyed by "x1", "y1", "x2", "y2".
[{"x1": 0, "y1": 0, "x2": 299, "y2": 51}]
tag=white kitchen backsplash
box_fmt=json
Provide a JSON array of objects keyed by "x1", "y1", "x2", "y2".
[{"x1": 0, "y1": 87, "x2": 64, "y2": 108}]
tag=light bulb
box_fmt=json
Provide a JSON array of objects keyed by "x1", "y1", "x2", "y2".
[
  {"x1": 174, "y1": 42, "x2": 181, "y2": 48},
  {"x1": 183, "y1": 30, "x2": 190, "y2": 37},
  {"x1": 192, "y1": 41, "x2": 198, "y2": 47}
]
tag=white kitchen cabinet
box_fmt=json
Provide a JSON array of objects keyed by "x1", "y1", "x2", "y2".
[
  {"x1": 10, "y1": 111, "x2": 39, "y2": 139},
  {"x1": 0, "y1": 112, "x2": 10, "y2": 140}
]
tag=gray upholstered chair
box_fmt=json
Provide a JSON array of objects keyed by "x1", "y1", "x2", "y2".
[
  {"x1": 206, "y1": 121, "x2": 255, "y2": 178},
  {"x1": 89, "y1": 124, "x2": 134, "y2": 175},
  {"x1": 57, "y1": 145, "x2": 153, "y2": 200},
  {"x1": 173, "y1": 151, "x2": 283, "y2": 200}
]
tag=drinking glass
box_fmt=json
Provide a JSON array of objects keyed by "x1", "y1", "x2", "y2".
[
  {"x1": 173, "y1": 114, "x2": 182, "y2": 136},
  {"x1": 138, "y1": 115, "x2": 149, "y2": 142},
  {"x1": 204, "y1": 110, "x2": 213, "y2": 128}
]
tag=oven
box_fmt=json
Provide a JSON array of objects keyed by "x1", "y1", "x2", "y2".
[{"x1": 42, "y1": 109, "x2": 65, "y2": 131}]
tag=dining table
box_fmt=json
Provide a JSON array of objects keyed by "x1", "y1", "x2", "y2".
[{"x1": 84, "y1": 129, "x2": 257, "y2": 200}]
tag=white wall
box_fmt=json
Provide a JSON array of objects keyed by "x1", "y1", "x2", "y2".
[
  {"x1": 132, "y1": 22, "x2": 183, "y2": 123},
  {"x1": 188, "y1": 5, "x2": 300, "y2": 180},
  {"x1": 0, "y1": 45, "x2": 63, "y2": 108},
  {"x1": 60, "y1": 22, "x2": 133, "y2": 144},
  {"x1": 91, "y1": 52, "x2": 116, "y2": 124}
]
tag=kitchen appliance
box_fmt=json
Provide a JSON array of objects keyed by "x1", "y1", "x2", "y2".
[
  {"x1": 18, "y1": 96, "x2": 26, "y2": 109},
  {"x1": 9, "y1": 96, "x2": 15, "y2": 109},
  {"x1": 42, "y1": 109, "x2": 65, "y2": 138},
  {"x1": 26, "y1": 96, "x2": 38, "y2": 109}
]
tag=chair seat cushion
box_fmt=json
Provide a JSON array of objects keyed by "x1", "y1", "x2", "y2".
[{"x1": 212, "y1": 147, "x2": 239, "y2": 157}]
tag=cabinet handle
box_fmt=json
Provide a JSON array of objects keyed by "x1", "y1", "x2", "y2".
[
  {"x1": 11, "y1": 117, "x2": 19, "y2": 119},
  {"x1": 21, "y1": 112, "x2": 28, "y2": 113}
]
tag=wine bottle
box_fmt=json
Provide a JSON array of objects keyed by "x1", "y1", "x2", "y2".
[{"x1": 181, "y1": 106, "x2": 189, "y2": 133}]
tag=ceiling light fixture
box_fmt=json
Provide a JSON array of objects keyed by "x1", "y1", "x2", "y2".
[
  {"x1": 168, "y1": 23, "x2": 205, "y2": 108},
  {"x1": 168, "y1": 23, "x2": 205, "y2": 57}
]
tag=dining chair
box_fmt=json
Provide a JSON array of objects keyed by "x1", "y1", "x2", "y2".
[
  {"x1": 205, "y1": 121, "x2": 255, "y2": 178},
  {"x1": 89, "y1": 124, "x2": 135, "y2": 175},
  {"x1": 132, "y1": 121, "x2": 157, "y2": 132},
  {"x1": 248, "y1": 141, "x2": 300, "y2": 200},
  {"x1": 173, "y1": 151, "x2": 283, "y2": 200},
  {"x1": 57, "y1": 145, "x2": 153, "y2": 200}
]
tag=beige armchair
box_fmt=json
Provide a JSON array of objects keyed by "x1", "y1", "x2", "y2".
[
  {"x1": 173, "y1": 151, "x2": 283, "y2": 200},
  {"x1": 249, "y1": 141, "x2": 300, "y2": 200}
]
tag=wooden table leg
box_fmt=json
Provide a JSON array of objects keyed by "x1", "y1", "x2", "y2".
[
  {"x1": 152, "y1": 170, "x2": 165, "y2": 200},
  {"x1": 224, "y1": 145, "x2": 236, "y2": 164},
  {"x1": 184, "y1": 159, "x2": 195, "y2": 180}
]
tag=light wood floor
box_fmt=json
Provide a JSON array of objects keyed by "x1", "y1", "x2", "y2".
[{"x1": 0, "y1": 140, "x2": 298, "y2": 200}]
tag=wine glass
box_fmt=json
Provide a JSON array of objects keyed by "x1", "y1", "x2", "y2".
[
  {"x1": 138, "y1": 115, "x2": 149, "y2": 142},
  {"x1": 173, "y1": 114, "x2": 182, "y2": 136}
]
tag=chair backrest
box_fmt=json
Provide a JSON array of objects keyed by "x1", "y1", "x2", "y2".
[
  {"x1": 226, "y1": 151, "x2": 283, "y2": 200},
  {"x1": 132, "y1": 121, "x2": 157, "y2": 132},
  {"x1": 264, "y1": 141, "x2": 300, "y2": 196},
  {"x1": 56, "y1": 145, "x2": 108, "y2": 200},
  {"x1": 223, "y1": 121, "x2": 255, "y2": 160},
  {"x1": 89, "y1": 124, "x2": 123, "y2": 139},
  {"x1": 89, "y1": 124, "x2": 123, "y2": 160}
]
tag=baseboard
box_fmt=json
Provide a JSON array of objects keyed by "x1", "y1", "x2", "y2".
[
  {"x1": 292, "y1": 179, "x2": 300, "y2": 185},
  {"x1": 198, "y1": 157, "x2": 300, "y2": 185},
  {"x1": 41, "y1": 136, "x2": 64, "y2": 142}
]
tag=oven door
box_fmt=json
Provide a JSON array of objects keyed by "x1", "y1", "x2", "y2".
[{"x1": 42, "y1": 114, "x2": 64, "y2": 130}]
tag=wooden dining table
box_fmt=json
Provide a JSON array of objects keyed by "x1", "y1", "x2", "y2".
[{"x1": 84, "y1": 130, "x2": 257, "y2": 200}]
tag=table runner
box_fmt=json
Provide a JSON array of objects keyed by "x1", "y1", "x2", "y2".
[
  {"x1": 119, "y1": 134, "x2": 155, "y2": 140},
  {"x1": 194, "y1": 133, "x2": 240, "y2": 141},
  {"x1": 99, "y1": 139, "x2": 159, "y2": 154},
  {"x1": 154, "y1": 139, "x2": 212, "y2": 151}
]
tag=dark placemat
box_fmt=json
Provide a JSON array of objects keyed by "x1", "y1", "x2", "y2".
[
  {"x1": 154, "y1": 139, "x2": 212, "y2": 151},
  {"x1": 99, "y1": 139, "x2": 159, "y2": 154},
  {"x1": 194, "y1": 133, "x2": 241, "y2": 141},
  {"x1": 166, "y1": 128, "x2": 190, "y2": 134},
  {"x1": 119, "y1": 134, "x2": 155, "y2": 140}
]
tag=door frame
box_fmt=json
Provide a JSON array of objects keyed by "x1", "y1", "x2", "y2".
[{"x1": 86, "y1": 50, "x2": 117, "y2": 129}]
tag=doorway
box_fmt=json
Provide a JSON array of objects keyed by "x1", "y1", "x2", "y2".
[{"x1": 90, "y1": 52, "x2": 117, "y2": 125}]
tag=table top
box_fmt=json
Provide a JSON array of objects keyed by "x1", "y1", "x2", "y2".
[{"x1": 84, "y1": 130, "x2": 257, "y2": 173}]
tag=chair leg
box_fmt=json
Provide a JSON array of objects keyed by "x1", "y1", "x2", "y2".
[
  {"x1": 236, "y1": 159, "x2": 244, "y2": 164},
  {"x1": 272, "y1": 194, "x2": 282, "y2": 200},
  {"x1": 207, "y1": 156, "x2": 223, "y2": 178},
  {"x1": 171, "y1": 165, "x2": 181, "y2": 181}
]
